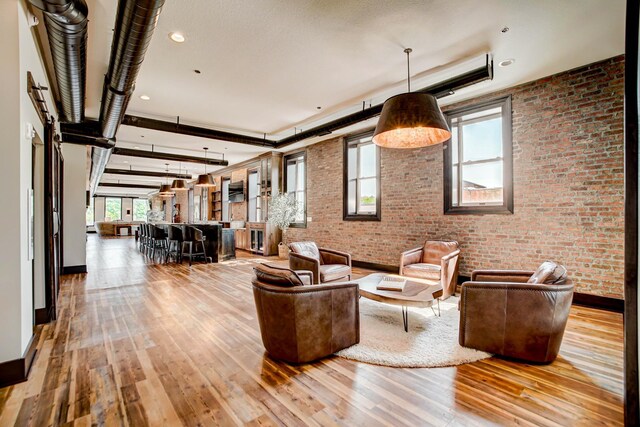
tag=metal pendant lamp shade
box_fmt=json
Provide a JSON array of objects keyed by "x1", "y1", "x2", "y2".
[
  {"x1": 159, "y1": 184, "x2": 174, "y2": 197},
  {"x1": 372, "y1": 92, "x2": 450, "y2": 148},
  {"x1": 373, "y1": 48, "x2": 451, "y2": 149},
  {"x1": 195, "y1": 173, "x2": 215, "y2": 187},
  {"x1": 159, "y1": 163, "x2": 175, "y2": 197},
  {"x1": 170, "y1": 178, "x2": 187, "y2": 190},
  {"x1": 171, "y1": 162, "x2": 188, "y2": 190},
  {"x1": 195, "y1": 147, "x2": 216, "y2": 187}
]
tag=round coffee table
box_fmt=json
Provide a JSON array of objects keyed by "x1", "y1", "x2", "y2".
[{"x1": 354, "y1": 273, "x2": 443, "y2": 332}]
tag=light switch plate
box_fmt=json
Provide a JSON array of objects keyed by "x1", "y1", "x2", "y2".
[{"x1": 307, "y1": 217, "x2": 312, "y2": 222}]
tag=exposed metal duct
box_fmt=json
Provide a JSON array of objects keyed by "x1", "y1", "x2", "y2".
[
  {"x1": 99, "y1": 0, "x2": 165, "y2": 139},
  {"x1": 89, "y1": 147, "x2": 111, "y2": 197},
  {"x1": 30, "y1": 0, "x2": 88, "y2": 123},
  {"x1": 88, "y1": 0, "x2": 165, "y2": 196}
]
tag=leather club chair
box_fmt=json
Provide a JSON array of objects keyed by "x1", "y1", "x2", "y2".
[
  {"x1": 458, "y1": 261, "x2": 574, "y2": 364},
  {"x1": 288, "y1": 241, "x2": 352, "y2": 284},
  {"x1": 399, "y1": 240, "x2": 460, "y2": 299},
  {"x1": 251, "y1": 263, "x2": 360, "y2": 363}
]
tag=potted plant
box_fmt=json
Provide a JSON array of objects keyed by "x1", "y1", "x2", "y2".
[{"x1": 267, "y1": 192, "x2": 303, "y2": 259}]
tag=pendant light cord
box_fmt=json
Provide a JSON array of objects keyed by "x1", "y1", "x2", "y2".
[{"x1": 404, "y1": 48, "x2": 412, "y2": 93}]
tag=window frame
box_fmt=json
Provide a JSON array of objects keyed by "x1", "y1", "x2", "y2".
[
  {"x1": 343, "y1": 130, "x2": 381, "y2": 221},
  {"x1": 283, "y1": 150, "x2": 307, "y2": 228},
  {"x1": 443, "y1": 96, "x2": 514, "y2": 215}
]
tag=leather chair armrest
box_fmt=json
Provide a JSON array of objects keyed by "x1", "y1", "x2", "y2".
[
  {"x1": 470, "y1": 269, "x2": 534, "y2": 282},
  {"x1": 319, "y1": 248, "x2": 352, "y2": 267},
  {"x1": 289, "y1": 252, "x2": 321, "y2": 284},
  {"x1": 295, "y1": 270, "x2": 314, "y2": 286},
  {"x1": 459, "y1": 281, "x2": 575, "y2": 363},
  {"x1": 440, "y1": 249, "x2": 460, "y2": 299},
  {"x1": 399, "y1": 247, "x2": 423, "y2": 275},
  {"x1": 252, "y1": 281, "x2": 360, "y2": 363}
]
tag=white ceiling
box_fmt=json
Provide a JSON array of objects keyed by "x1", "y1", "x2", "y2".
[{"x1": 86, "y1": 0, "x2": 625, "y2": 196}]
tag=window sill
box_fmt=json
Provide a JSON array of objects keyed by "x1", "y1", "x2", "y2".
[
  {"x1": 343, "y1": 214, "x2": 381, "y2": 221},
  {"x1": 444, "y1": 205, "x2": 513, "y2": 215}
]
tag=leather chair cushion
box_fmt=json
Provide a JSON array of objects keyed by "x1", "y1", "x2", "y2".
[
  {"x1": 253, "y1": 264, "x2": 304, "y2": 287},
  {"x1": 422, "y1": 241, "x2": 459, "y2": 264},
  {"x1": 527, "y1": 261, "x2": 568, "y2": 285},
  {"x1": 403, "y1": 263, "x2": 441, "y2": 280},
  {"x1": 319, "y1": 264, "x2": 351, "y2": 282},
  {"x1": 289, "y1": 241, "x2": 321, "y2": 262}
]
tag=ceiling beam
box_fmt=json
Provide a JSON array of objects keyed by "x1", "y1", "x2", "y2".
[
  {"x1": 111, "y1": 147, "x2": 229, "y2": 166},
  {"x1": 122, "y1": 115, "x2": 276, "y2": 147},
  {"x1": 103, "y1": 168, "x2": 192, "y2": 179},
  {"x1": 98, "y1": 182, "x2": 160, "y2": 189}
]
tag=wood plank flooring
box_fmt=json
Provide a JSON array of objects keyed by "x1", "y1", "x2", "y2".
[{"x1": 0, "y1": 235, "x2": 624, "y2": 426}]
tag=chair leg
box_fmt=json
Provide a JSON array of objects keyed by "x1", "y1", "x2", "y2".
[
  {"x1": 189, "y1": 242, "x2": 193, "y2": 266},
  {"x1": 202, "y1": 242, "x2": 208, "y2": 264}
]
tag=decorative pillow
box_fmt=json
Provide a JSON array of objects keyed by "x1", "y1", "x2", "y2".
[
  {"x1": 527, "y1": 261, "x2": 568, "y2": 285},
  {"x1": 253, "y1": 264, "x2": 304, "y2": 287}
]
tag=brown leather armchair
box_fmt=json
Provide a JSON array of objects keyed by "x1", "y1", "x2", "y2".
[
  {"x1": 399, "y1": 240, "x2": 460, "y2": 299},
  {"x1": 288, "y1": 241, "x2": 352, "y2": 284},
  {"x1": 251, "y1": 263, "x2": 360, "y2": 363},
  {"x1": 459, "y1": 261, "x2": 574, "y2": 363}
]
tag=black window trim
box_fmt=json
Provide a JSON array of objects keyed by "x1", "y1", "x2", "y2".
[
  {"x1": 443, "y1": 95, "x2": 514, "y2": 215},
  {"x1": 343, "y1": 129, "x2": 381, "y2": 221},
  {"x1": 283, "y1": 150, "x2": 307, "y2": 228}
]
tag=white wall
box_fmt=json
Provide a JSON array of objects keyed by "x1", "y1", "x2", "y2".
[
  {"x1": 61, "y1": 144, "x2": 87, "y2": 268},
  {"x1": 122, "y1": 197, "x2": 133, "y2": 221},
  {"x1": 0, "y1": 0, "x2": 57, "y2": 362},
  {"x1": 94, "y1": 197, "x2": 105, "y2": 222}
]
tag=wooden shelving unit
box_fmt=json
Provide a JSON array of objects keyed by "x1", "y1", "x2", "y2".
[{"x1": 211, "y1": 190, "x2": 222, "y2": 221}]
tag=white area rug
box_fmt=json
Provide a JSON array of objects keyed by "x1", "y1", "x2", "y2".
[{"x1": 336, "y1": 297, "x2": 492, "y2": 368}]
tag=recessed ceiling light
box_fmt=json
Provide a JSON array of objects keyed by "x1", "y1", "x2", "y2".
[
  {"x1": 169, "y1": 32, "x2": 185, "y2": 43},
  {"x1": 499, "y1": 58, "x2": 515, "y2": 67},
  {"x1": 140, "y1": 94, "x2": 150, "y2": 100},
  {"x1": 123, "y1": 161, "x2": 129, "y2": 164},
  {"x1": 134, "y1": 146, "x2": 139, "y2": 149}
]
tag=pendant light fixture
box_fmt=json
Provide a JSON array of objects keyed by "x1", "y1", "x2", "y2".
[
  {"x1": 159, "y1": 163, "x2": 175, "y2": 197},
  {"x1": 171, "y1": 162, "x2": 187, "y2": 191},
  {"x1": 372, "y1": 48, "x2": 451, "y2": 149},
  {"x1": 195, "y1": 147, "x2": 216, "y2": 187}
]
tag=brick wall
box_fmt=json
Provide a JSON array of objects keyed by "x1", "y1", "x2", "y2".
[{"x1": 285, "y1": 55, "x2": 625, "y2": 298}]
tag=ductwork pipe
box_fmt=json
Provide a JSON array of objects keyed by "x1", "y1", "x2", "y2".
[
  {"x1": 30, "y1": 0, "x2": 88, "y2": 123},
  {"x1": 99, "y1": 0, "x2": 165, "y2": 139},
  {"x1": 89, "y1": 147, "x2": 111, "y2": 196}
]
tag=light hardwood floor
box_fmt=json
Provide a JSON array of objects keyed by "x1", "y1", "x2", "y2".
[{"x1": 0, "y1": 235, "x2": 624, "y2": 426}]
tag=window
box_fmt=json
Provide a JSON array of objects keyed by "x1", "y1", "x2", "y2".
[
  {"x1": 248, "y1": 170, "x2": 260, "y2": 222},
  {"x1": 221, "y1": 178, "x2": 231, "y2": 222},
  {"x1": 86, "y1": 197, "x2": 94, "y2": 226},
  {"x1": 104, "y1": 197, "x2": 122, "y2": 221},
  {"x1": 284, "y1": 151, "x2": 306, "y2": 226},
  {"x1": 344, "y1": 131, "x2": 380, "y2": 220},
  {"x1": 444, "y1": 96, "x2": 513, "y2": 214},
  {"x1": 133, "y1": 199, "x2": 148, "y2": 222}
]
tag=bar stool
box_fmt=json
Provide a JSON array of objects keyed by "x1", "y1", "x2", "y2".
[
  {"x1": 150, "y1": 225, "x2": 168, "y2": 262},
  {"x1": 181, "y1": 226, "x2": 210, "y2": 266},
  {"x1": 165, "y1": 225, "x2": 184, "y2": 263}
]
